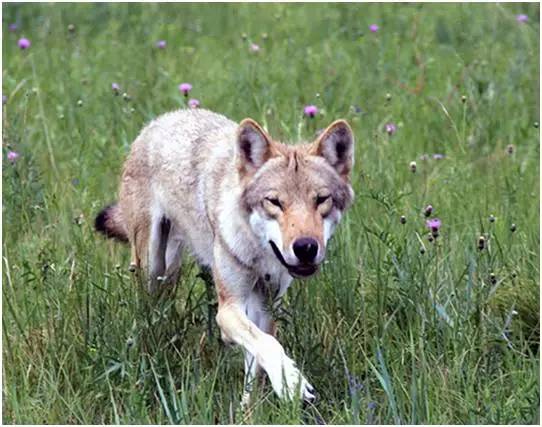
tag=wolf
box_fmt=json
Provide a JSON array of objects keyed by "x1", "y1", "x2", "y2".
[{"x1": 95, "y1": 109, "x2": 355, "y2": 404}]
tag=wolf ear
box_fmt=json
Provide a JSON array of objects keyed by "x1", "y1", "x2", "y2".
[
  {"x1": 237, "y1": 118, "x2": 273, "y2": 176},
  {"x1": 312, "y1": 120, "x2": 354, "y2": 179}
]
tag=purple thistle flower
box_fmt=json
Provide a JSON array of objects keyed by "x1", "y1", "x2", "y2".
[
  {"x1": 304, "y1": 105, "x2": 319, "y2": 118},
  {"x1": 18, "y1": 38, "x2": 31, "y2": 50},
  {"x1": 516, "y1": 14, "x2": 528, "y2": 23},
  {"x1": 432, "y1": 153, "x2": 445, "y2": 160},
  {"x1": 188, "y1": 98, "x2": 200, "y2": 109},
  {"x1": 385, "y1": 122, "x2": 396, "y2": 135},
  {"x1": 7, "y1": 151, "x2": 20, "y2": 163},
  {"x1": 9, "y1": 23, "x2": 18, "y2": 32},
  {"x1": 179, "y1": 83, "x2": 192, "y2": 96},
  {"x1": 426, "y1": 218, "x2": 442, "y2": 234},
  {"x1": 369, "y1": 24, "x2": 379, "y2": 33},
  {"x1": 249, "y1": 43, "x2": 260, "y2": 53},
  {"x1": 111, "y1": 83, "x2": 120, "y2": 93},
  {"x1": 156, "y1": 40, "x2": 167, "y2": 49}
]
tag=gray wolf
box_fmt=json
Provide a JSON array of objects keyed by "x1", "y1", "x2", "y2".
[{"x1": 95, "y1": 109, "x2": 355, "y2": 404}]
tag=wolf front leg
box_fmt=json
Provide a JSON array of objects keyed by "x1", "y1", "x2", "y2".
[
  {"x1": 241, "y1": 290, "x2": 277, "y2": 407},
  {"x1": 213, "y1": 267, "x2": 315, "y2": 403}
]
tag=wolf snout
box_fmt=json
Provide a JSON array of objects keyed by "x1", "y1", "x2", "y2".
[{"x1": 293, "y1": 237, "x2": 319, "y2": 264}]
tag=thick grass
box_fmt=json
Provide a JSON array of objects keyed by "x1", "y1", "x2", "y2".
[{"x1": 2, "y1": 3, "x2": 540, "y2": 424}]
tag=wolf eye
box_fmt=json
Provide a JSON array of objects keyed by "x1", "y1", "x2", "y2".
[
  {"x1": 316, "y1": 195, "x2": 331, "y2": 206},
  {"x1": 265, "y1": 197, "x2": 283, "y2": 209}
]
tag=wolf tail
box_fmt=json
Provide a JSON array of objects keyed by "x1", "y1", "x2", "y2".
[{"x1": 94, "y1": 203, "x2": 128, "y2": 243}]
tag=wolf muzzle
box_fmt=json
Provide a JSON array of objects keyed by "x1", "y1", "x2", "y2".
[{"x1": 269, "y1": 240, "x2": 318, "y2": 278}]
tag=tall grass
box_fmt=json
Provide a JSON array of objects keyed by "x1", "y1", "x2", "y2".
[{"x1": 2, "y1": 3, "x2": 539, "y2": 424}]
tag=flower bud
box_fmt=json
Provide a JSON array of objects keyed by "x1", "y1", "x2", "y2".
[
  {"x1": 478, "y1": 235, "x2": 486, "y2": 251},
  {"x1": 424, "y1": 205, "x2": 433, "y2": 217}
]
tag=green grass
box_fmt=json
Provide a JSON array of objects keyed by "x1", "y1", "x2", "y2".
[{"x1": 2, "y1": 3, "x2": 539, "y2": 424}]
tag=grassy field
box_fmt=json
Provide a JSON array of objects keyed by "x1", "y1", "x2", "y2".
[{"x1": 2, "y1": 3, "x2": 540, "y2": 424}]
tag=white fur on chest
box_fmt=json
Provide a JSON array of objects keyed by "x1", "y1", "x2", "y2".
[{"x1": 256, "y1": 255, "x2": 293, "y2": 299}]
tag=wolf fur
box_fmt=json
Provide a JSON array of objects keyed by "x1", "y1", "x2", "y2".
[{"x1": 95, "y1": 109, "x2": 355, "y2": 404}]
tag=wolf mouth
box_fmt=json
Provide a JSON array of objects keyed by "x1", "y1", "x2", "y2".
[{"x1": 269, "y1": 240, "x2": 318, "y2": 278}]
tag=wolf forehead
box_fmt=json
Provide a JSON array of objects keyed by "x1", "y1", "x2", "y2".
[{"x1": 241, "y1": 145, "x2": 354, "y2": 211}]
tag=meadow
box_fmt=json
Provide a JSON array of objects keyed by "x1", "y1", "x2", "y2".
[{"x1": 2, "y1": 3, "x2": 540, "y2": 424}]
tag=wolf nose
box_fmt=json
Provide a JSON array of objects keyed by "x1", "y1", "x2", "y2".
[{"x1": 293, "y1": 237, "x2": 319, "y2": 264}]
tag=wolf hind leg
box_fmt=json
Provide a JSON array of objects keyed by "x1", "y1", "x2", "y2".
[
  {"x1": 164, "y1": 224, "x2": 184, "y2": 286},
  {"x1": 129, "y1": 244, "x2": 138, "y2": 272},
  {"x1": 147, "y1": 214, "x2": 171, "y2": 292}
]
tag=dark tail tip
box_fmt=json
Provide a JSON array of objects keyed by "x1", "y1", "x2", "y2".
[
  {"x1": 94, "y1": 203, "x2": 128, "y2": 243},
  {"x1": 94, "y1": 205, "x2": 111, "y2": 235}
]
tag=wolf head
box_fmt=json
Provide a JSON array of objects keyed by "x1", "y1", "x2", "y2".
[{"x1": 239, "y1": 118, "x2": 354, "y2": 278}]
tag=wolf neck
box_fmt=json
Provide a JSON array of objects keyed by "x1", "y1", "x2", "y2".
[{"x1": 215, "y1": 181, "x2": 264, "y2": 272}]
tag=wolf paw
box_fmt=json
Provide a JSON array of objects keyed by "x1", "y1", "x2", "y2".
[{"x1": 266, "y1": 353, "x2": 315, "y2": 402}]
